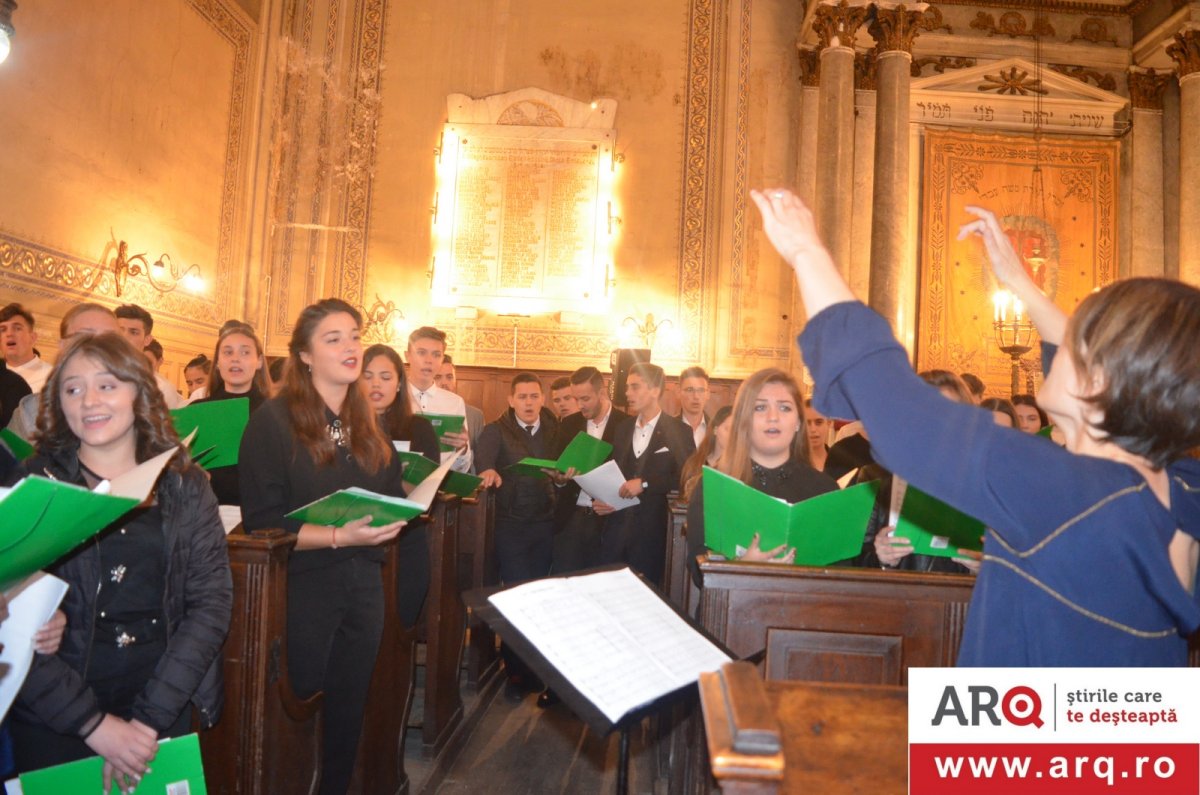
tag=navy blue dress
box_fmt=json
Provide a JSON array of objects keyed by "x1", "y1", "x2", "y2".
[{"x1": 800, "y1": 301, "x2": 1200, "y2": 666}]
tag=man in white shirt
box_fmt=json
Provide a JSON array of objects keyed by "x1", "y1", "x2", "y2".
[
  {"x1": 678, "y1": 365, "x2": 711, "y2": 449},
  {"x1": 550, "y1": 366, "x2": 631, "y2": 575},
  {"x1": 0, "y1": 303, "x2": 54, "y2": 394},
  {"x1": 115, "y1": 303, "x2": 184, "y2": 409},
  {"x1": 599, "y1": 363, "x2": 695, "y2": 586},
  {"x1": 406, "y1": 326, "x2": 472, "y2": 472}
]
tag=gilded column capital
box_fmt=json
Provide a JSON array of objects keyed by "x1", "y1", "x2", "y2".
[
  {"x1": 798, "y1": 46, "x2": 821, "y2": 87},
  {"x1": 1128, "y1": 67, "x2": 1172, "y2": 110},
  {"x1": 869, "y1": 3, "x2": 930, "y2": 55},
  {"x1": 813, "y1": 0, "x2": 871, "y2": 51},
  {"x1": 1166, "y1": 26, "x2": 1200, "y2": 79}
]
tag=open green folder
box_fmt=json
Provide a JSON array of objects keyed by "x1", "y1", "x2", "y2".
[
  {"x1": 701, "y1": 467, "x2": 880, "y2": 566},
  {"x1": 507, "y1": 432, "x2": 613, "y2": 478},
  {"x1": 15, "y1": 732, "x2": 206, "y2": 794},
  {"x1": 394, "y1": 448, "x2": 483, "y2": 498},
  {"x1": 171, "y1": 397, "x2": 250, "y2": 469},
  {"x1": 0, "y1": 428, "x2": 34, "y2": 461},
  {"x1": 422, "y1": 412, "x2": 466, "y2": 452},
  {"x1": 0, "y1": 446, "x2": 178, "y2": 592},
  {"x1": 893, "y1": 484, "x2": 985, "y2": 558},
  {"x1": 287, "y1": 449, "x2": 461, "y2": 527}
]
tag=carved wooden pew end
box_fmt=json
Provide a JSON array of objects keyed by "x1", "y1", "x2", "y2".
[{"x1": 698, "y1": 662, "x2": 784, "y2": 788}]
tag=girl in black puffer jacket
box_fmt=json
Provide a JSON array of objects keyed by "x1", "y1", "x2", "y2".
[{"x1": 9, "y1": 332, "x2": 232, "y2": 794}]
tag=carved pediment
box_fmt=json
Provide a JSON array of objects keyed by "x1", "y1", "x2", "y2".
[{"x1": 911, "y1": 56, "x2": 1127, "y2": 134}]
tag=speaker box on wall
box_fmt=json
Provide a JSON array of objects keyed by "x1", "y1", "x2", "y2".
[{"x1": 609, "y1": 348, "x2": 651, "y2": 408}]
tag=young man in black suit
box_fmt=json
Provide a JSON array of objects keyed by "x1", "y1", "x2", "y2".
[
  {"x1": 475, "y1": 372, "x2": 561, "y2": 701},
  {"x1": 596, "y1": 362, "x2": 695, "y2": 587},
  {"x1": 550, "y1": 366, "x2": 631, "y2": 575}
]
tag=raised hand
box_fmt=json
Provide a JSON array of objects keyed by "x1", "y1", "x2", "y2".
[{"x1": 956, "y1": 206, "x2": 1030, "y2": 293}]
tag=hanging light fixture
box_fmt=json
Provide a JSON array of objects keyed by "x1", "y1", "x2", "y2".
[{"x1": 0, "y1": 0, "x2": 17, "y2": 65}]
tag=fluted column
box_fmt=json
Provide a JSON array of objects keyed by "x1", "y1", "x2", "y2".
[
  {"x1": 796, "y1": 47, "x2": 821, "y2": 207},
  {"x1": 1128, "y1": 68, "x2": 1171, "y2": 278},
  {"x1": 851, "y1": 51, "x2": 877, "y2": 301},
  {"x1": 1167, "y1": 26, "x2": 1200, "y2": 286},
  {"x1": 813, "y1": 0, "x2": 870, "y2": 279},
  {"x1": 867, "y1": 3, "x2": 926, "y2": 333}
]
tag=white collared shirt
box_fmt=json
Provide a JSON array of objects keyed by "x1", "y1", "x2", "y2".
[
  {"x1": 684, "y1": 414, "x2": 707, "y2": 449},
  {"x1": 11, "y1": 356, "x2": 53, "y2": 394},
  {"x1": 519, "y1": 418, "x2": 541, "y2": 436},
  {"x1": 408, "y1": 382, "x2": 473, "y2": 472},
  {"x1": 577, "y1": 406, "x2": 613, "y2": 507},
  {"x1": 632, "y1": 409, "x2": 662, "y2": 459}
]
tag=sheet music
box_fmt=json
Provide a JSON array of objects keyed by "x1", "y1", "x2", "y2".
[
  {"x1": 218, "y1": 505, "x2": 242, "y2": 535},
  {"x1": 572, "y1": 460, "x2": 640, "y2": 511},
  {"x1": 488, "y1": 568, "x2": 730, "y2": 723},
  {"x1": 0, "y1": 572, "x2": 69, "y2": 723}
]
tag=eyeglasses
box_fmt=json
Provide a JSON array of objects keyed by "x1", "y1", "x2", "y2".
[{"x1": 681, "y1": 387, "x2": 708, "y2": 396}]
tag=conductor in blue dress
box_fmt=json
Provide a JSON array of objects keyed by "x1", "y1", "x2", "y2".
[{"x1": 751, "y1": 187, "x2": 1200, "y2": 666}]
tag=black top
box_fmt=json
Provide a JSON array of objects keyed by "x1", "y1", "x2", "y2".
[
  {"x1": 686, "y1": 457, "x2": 839, "y2": 583},
  {"x1": 239, "y1": 395, "x2": 406, "y2": 574},
  {"x1": 475, "y1": 407, "x2": 561, "y2": 521},
  {"x1": 824, "y1": 433, "x2": 873, "y2": 481},
  {"x1": 88, "y1": 500, "x2": 168, "y2": 716},
  {"x1": 191, "y1": 385, "x2": 267, "y2": 505},
  {"x1": 0, "y1": 359, "x2": 32, "y2": 429},
  {"x1": 381, "y1": 412, "x2": 441, "y2": 466}
]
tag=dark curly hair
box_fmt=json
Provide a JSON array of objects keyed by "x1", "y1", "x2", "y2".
[{"x1": 35, "y1": 332, "x2": 188, "y2": 471}]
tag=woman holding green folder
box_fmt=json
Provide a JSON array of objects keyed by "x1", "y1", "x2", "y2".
[
  {"x1": 686, "y1": 368, "x2": 838, "y2": 575},
  {"x1": 752, "y1": 188, "x2": 1200, "y2": 666},
  {"x1": 11, "y1": 332, "x2": 231, "y2": 793},
  {"x1": 240, "y1": 300, "x2": 407, "y2": 795}
]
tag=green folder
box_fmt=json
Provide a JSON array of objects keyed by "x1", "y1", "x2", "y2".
[
  {"x1": 171, "y1": 398, "x2": 250, "y2": 469},
  {"x1": 286, "y1": 486, "x2": 429, "y2": 526},
  {"x1": 507, "y1": 432, "x2": 613, "y2": 478},
  {"x1": 0, "y1": 427, "x2": 34, "y2": 461},
  {"x1": 0, "y1": 446, "x2": 177, "y2": 590},
  {"x1": 893, "y1": 486, "x2": 985, "y2": 558},
  {"x1": 701, "y1": 467, "x2": 880, "y2": 566},
  {"x1": 395, "y1": 449, "x2": 483, "y2": 498},
  {"x1": 422, "y1": 412, "x2": 466, "y2": 452},
  {"x1": 16, "y1": 732, "x2": 207, "y2": 794}
]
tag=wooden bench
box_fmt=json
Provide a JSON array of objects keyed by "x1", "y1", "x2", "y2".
[
  {"x1": 698, "y1": 662, "x2": 906, "y2": 794},
  {"x1": 697, "y1": 560, "x2": 975, "y2": 684},
  {"x1": 421, "y1": 493, "x2": 466, "y2": 756},
  {"x1": 202, "y1": 530, "x2": 321, "y2": 795},
  {"x1": 457, "y1": 488, "x2": 500, "y2": 690}
]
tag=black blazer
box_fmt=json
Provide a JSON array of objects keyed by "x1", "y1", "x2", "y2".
[
  {"x1": 551, "y1": 406, "x2": 632, "y2": 527},
  {"x1": 609, "y1": 410, "x2": 696, "y2": 531},
  {"x1": 475, "y1": 406, "x2": 562, "y2": 522}
]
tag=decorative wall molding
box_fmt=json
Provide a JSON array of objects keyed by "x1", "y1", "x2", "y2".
[
  {"x1": 1049, "y1": 63, "x2": 1117, "y2": 90},
  {"x1": 911, "y1": 55, "x2": 977, "y2": 76},
  {"x1": 1166, "y1": 26, "x2": 1200, "y2": 77},
  {"x1": 1068, "y1": 17, "x2": 1118, "y2": 45},
  {"x1": 969, "y1": 10, "x2": 1055, "y2": 39}
]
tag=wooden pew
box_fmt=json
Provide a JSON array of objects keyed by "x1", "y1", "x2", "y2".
[
  {"x1": 457, "y1": 488, "x2": 501, "y2": 690},
  {"x1": 350, "y1": 535, "x2": 415, "y2": 795},
  {"x1": 202, "y1": 530, "x2": 322, "y2": 795},
  {"x1": 697, "y1": 560, "x2": 975, "y2": 684},
  {"x1": 663, "y1": 495, "x2": 692, "y2": 611},
  {"x1": 672, "y1": 561, "x2": 972, "y2": 794},
  {"x1": 422, "y1": 493, "x2": 466, "y2": 755},
  {"x1": 698, "y1": 662, "x2": 906, "y2": 794}
]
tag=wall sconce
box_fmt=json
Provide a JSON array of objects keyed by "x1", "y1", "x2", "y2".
[
  {"x1": 359, "y1": 294, "x2": 406, "y2": 344},
  {"x1": 0, "y1": 0, "x2": 17, "y2": 65},
  {"x1": 100, "y1": 237, "x2": 205, "y2": 297},
  {"x1": 622, "y1": 312, "x2": 672, "y2": 349}
]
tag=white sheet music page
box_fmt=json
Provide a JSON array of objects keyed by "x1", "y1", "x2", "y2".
[{"x1": 487, "y1": 568, "x2": 730, "y2": 724}]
